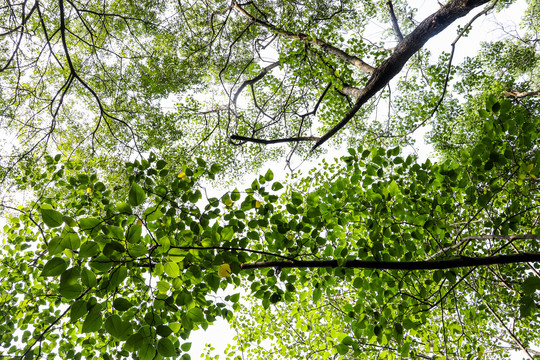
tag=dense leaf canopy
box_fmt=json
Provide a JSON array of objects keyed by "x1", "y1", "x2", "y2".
[{"x1": 1, "y1": 0, "x2": 540, "y2": 359}]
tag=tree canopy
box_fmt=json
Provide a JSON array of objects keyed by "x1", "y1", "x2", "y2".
[{"x1": 1, "y1": 0, "x2": 540, "y2": 359}]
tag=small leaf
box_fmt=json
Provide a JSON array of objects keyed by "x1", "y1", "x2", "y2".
[
  {"x1": 70, "y1": 300, "x2": 88, "y2": 322},
  {"x1": 41, "y1": 257, "x2": 68, "y2": 277},
  {"x1": 41, "y1": 208, "x2": 64, "y2": 228},
  {"x1": 522, "y1": 276, "x2": 540, "y2": 294},
  {"x1": 125, "y1": 333, "x2": 144, "y2": 351},
  {"x1": 116, "y1": 202, "x2": 133, "y2": 214},
  {"x1": 126, "y1": 224, "x2": 142, "y2": 244},
  {"x1": 129, "y1": 183, "x2": 146, "y2": 206},
  {"x1": 186, "y1": 307, "x2": 205, "y2": 322},
  {"x1": 157, "y1": 338, "x2": 176, "y2": 357},
  {"x1": 156, "y1": 325, "x2": 173, "y2": 337},
  {"x1": 82, "y1": 306, "x2": 103, "y2": 333},
  {"x1": 265, "y1": 169, "x2": 274, "y2": 181},
  {"x1": 218, "y1": 264, "x2": 232, "y2": 278},
  {"x1": 164, "y1": 262, "x2": 180, "y2": 278},
  {"x1": 113, "y1": 298, "x2": 134, "y2": 311},
  {"x1": 105, "y1": 314, "x2": 132, "y2": 340},
  {"x1": 81, "y1": 267, "x2": 97, "y2": 288}
]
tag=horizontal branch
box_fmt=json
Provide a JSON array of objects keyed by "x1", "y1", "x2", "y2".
[
  {"x1": 502, "y1": 91, "x2": 540, "y2": 98},
  {"x1": 241, "y1": 253, "x2": 540, "y2": 271},
  {"x1": 230, "y1": 134, "x2": 320, "y2": 145}
]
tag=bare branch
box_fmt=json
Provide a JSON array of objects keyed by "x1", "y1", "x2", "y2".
[
  {"x1": 502, "y1": 91, "x2": 540, "y2": 98},
  {"x1": 230, "y1": 134, "x2": 320, "y2": 145}
]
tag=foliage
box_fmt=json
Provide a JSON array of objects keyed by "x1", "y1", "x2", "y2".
[
  {"x1": 0, "y1": 0, "x2": 506, "y2": 186},
  {"x1": 1, "y1": 97, "x2": 539, "y2": 359}
]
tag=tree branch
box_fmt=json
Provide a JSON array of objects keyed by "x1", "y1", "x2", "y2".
[
  {"x1": 232, "y1": 61, "x2": 281, "y2": 106},
  {"x1": 233, "y1": 1, "x2": 374, "y2": 75},
  {"x1": 230, "y1": 134, "x2": 320, "y2": 145},
  {"x1": 502, "y1": 91, "x2": 540, "y2": 98},
  {"x1": 312, "y1": 0, "x2": 491, "y2": 151},
  {"x1": 241, "y1": 253, "x2": 540, "y2": 270},
  {"x1": 387, "y1": 0, "x2": 404, "y2": 41}
]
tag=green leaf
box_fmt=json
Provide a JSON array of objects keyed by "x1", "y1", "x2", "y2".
[
  {"x1": 70, "y1": 300, "x2": 88, "y2": 322},
  {"x1": 265, "y1": 168, "x2": 274, "y2": 181},
  {"x1": 313, "y1": 288, "x2": 322, "y2": 303},
  {"x1": 129, "y1": 244, "x2": 148, "y2": 258},
  {"x1": 108, "y1": 266, "x2": 128, "y2": 291},
  {"x1": 181, "y1": 343, "x2": 192, "y2": 352},
  {"x1": 231, "y1": 189, "x2": 241, "y2": 201},
  {"x1": 116, "y1": 202, "x2": 133, "y2": 214},
  {"x1": 336, "y1": 344, "x2": 349, "y2": 355},
  {"x1": 80, "y1": 241, "x2": 100, "y2": 257},
  {"x1": 79, "y1": 217, "x2": 102, "y2": 233},
  {"x1": 522, "y1": 276, "x2": 540, "y2": 294},
  {"x1": 186, "y1": 308, "x2": 205, "y2": 322},
  {"x1": 82, "y1": 306, "x2": 103, "y2": 333},
  {"x1": 157, "y1": 338, "x2": 176, "y2": 357},
  {"x1": 105, "y1": 315, "x2": 132, "y2": 340},
  {"x1": 129, "y1": 182, "x2": 146, "y2": 206},
  {"x1": 41, "y1": 208, "x2": 64, "y2": 228},
  {"x1": 156, "y1": 325, "x2": 173, "y2": 337},
  {"x1": 41, "y1": 257, "x2": 68, "y2": 277},
  {"x1": 125, "y1": 333, "x2": 144, "y2": 351},
  {"x1": 271, "y1": 182, "x2": 284, "y2": 191},
  {"x1": 164, "y1": 262, "x2": 180, "y2": 278},
  {"x1": 113, "y1": 298, "x2": 134, "y2": 311},
  {"x1": 138, "y1": 345, "x2": 156, "y2": 360},
  {"x1": 126, "y1": 224, "x2": 142, "y2": 243},
  {"x1": 48, "y1": 237, "x2": 66, "y2": 255},
  {"x1": 81, "y1": 267, "x2": 97, "y2": 287},
  {"x1": 388, "y1": 180, "x2": 400, "y2": 196}
]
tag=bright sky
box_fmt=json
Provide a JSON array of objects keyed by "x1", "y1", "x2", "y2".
[{"x1": 187, "y1": 0, "x2": 532, "y2": 358}]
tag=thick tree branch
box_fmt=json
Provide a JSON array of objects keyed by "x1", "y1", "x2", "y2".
[
  {"x1": 241, "y1": 253, "x2": 540, "y2": 270},
  {"x1": 230, "y1": 134, "x2": 320, "y2": 145},
  {"x1": 233, "y1": 1, "x2": 374, "y2": 75},
  {"x1": 502, "y1": 91, "x2": 540, "y2": 98},
  {"x1": 312, "y1": 0, "x2": 491, "y2": 151}
]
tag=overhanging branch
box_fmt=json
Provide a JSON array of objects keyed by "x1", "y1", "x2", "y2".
[
  {"x1": 241, "y1": 253, "x2": 540, "y2": 270},
  {"x1": 230, "y1": 134, "x2": 320, "y2": 145}
]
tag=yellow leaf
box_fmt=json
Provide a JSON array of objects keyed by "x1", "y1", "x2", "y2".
[
  {"x1": 136, "y1": 219, "x2": 143, "y2": 226},
  {"x1": 86, "y1": 187, "x2": 92, "y2": 193},
  {"x1": 255, "y1": 201, "x2": 261, "y2": 208},
  {"x1": 225, "y1": 199, "x2": 233, "y2": 207},
  {"x1": 218, "y1": 264, "x2": 232, "y2": 278},
  {"x1": 178, "y1": 172, "x2": 186, "y2": 179},
  {"x1": 531, "y1": 174, "x2": 537, "y2": 179},
  {"x1": 526, "y1": 164, "x2": 534, "y2": 172}
]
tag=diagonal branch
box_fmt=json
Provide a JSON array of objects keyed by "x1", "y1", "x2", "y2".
[
  {"x1": 387, "y1": 0, "x2": 404, "y2": 41},
  {"x1": 312, "y1": 0, "x2": 492, "y2": 151},
  {"x1": 233, "y1": 1, "x2": 375, "y2": 75},
  {"x1": 232, "y1": 60, "x2": 281, "y2": 106}
]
